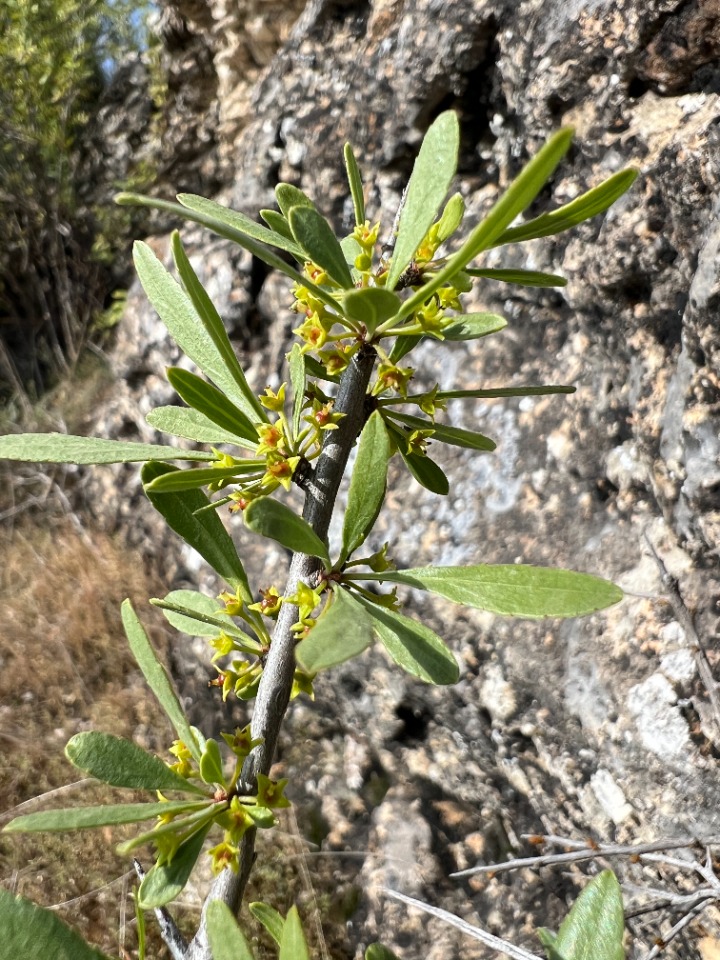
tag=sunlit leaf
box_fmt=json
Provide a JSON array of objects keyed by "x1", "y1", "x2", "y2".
[
  {"x1": 199, "y1": 738, "x2": 225, "y2": 786},
  {"x1": 495, "y1": 168, "x2": 639, "y2": 246},
  {"x1": 250, "y1": 902, "x2": 285, "y2": 945},
  {"x1": 360, "y1": 599, "x2": 459, "y2": 685},
  {"x1": 435, "y1": 193, "x2": 465, "y2": 243},
  {"x1": 389, "y1": 334, "x2": 422, "y2": 363},
  {"x1": 138, "y1": 824, "x2": 211, "y2": 909},
  {"x1": 361, "y1": 564, "x2": 623, "y2": 618},
  {"x1": 439, "y1": 312, "x2": 507, "y2": 341},
  {"x1": 260, "y1": 208, "x2": 295, "y2": 242},
  {"x1": 121, "y1": 599, "x2": 203, "y2": 764},
  {"x1": 344, "y1": 142, "x2": 366, "y2": 227},
  {"x1": 142, "y1": 462, "x2": 251, "y2": 599},
  {"x1": 466, "y1": 268, "x2": 567, "y2": 287},
  {"x1": 340, "y1": 287, "x2": 403, "y2": 336},
  {"x1": 207, "y1": 901, "x2": 257, "y2": 960},
  {"x1": 275, "y1": 183, "x2": 317, "y2": 218},
  {"x1": 541, "y1": 870, "x2": 625, "y2": 960},
  {"x1": 279, "y1": 906, "x2": 310, "y2": 960},
  {"x1": 288, "y1": 343, "x2": 306, "y2": 439},
  {"x1": 3, "y1": 799, "x2": 208, "y2": 834},
  {"x1": 387, "y1": 111, "x2": 460, "y2": 290},
  {"x1": 433, "y1": 385, "x2": 574, "y2": 399},
  {"x1": 386, "y1": 411, "x2": 496, "y2": 451},
  {"x1": 244, "y1": 498, "x2": 330, "y2": 566},
  {"x1": 0, "y1": 888, "x2": 113, "y2": 959},
  {"x1": 65, "y1": 732, "x2": 205, "y2": 793},
  {"x1": 341, "y1": 412, "x2": 391, "y2": 562},
  {"x1": 172, "y1": 232, "x2": 267, "y2": 422},
  {"x1": 147, "y1": 406, "x2": 255, "y2": 448},
  {"x1": 0, "y1": 433, "x2": 213, "y2": 465},
  {"x1": 153, "y1": 589, "x2": 244, "y2": 639},
  {"x1": 296, "y1": 586, "x2": 374, "y2": 674},
  {"x1": 144, "y1": 462, "x2": 262, "y2": 493},
  {"x1": 288, "y1": 206, "x2": 354, "y2": 288}
]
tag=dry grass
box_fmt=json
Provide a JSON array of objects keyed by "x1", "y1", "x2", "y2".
[{"x1": 0, "y1": 516, "x2": 175, "y2": 956}]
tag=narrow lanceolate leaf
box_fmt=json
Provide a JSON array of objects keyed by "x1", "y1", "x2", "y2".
[
  {"x1": 176, "y1": 194, "x2": 305, "y2": 260},
  {"x1": 154, "y1": 589, "x2": 245, "y2": 639},
  {"x1": 172, "y1": 232, "x2": 268, "y2": 422},
  {"x1": 387, "y1": 111, "x2": 460, "y2": 290},
  {"x1": 543, "y1": 870, "x2": 625, "y2": 960},
  {"x1": 439, "y1": 312, "x2": 507, "y2": 341},
  {"x1": 304, "y1": 355, "x2": 340, "y2": 384},
  {"x1": 288, "y1": 206, "x2": 354, "y2": 288},
  {"x1": 359, "y1": 598, "x2": 459, "y2": 685},
  {"x1": 433, "y1": 385, "x2": 575, "y2": 400},
  {"x1": 144, "y1": 462, "x2": 262, "y2": 494},
  {"x1": 386, "y1": 411, "x2": 496, "y2": 451},
  {"x1": 389, "y1": 334, "x2": 422, "y2": 363},
  {"x1": 495, "y1": 168, "x2": 639, "y2": 246},
  {"x1": 466, "y1": 267, "x2": 567, "y2": 287},
  {"x1": 260, "y1": 208, "x2": 295, "y2": 241},
  {"x1": 207, "y1": 901, "x2": 257, "y2": 960},
  {"x1": 166, "y1": 367, "x2": 258, "y2": 444},
  {"x1": 133, "y1": 240, "x2": 262, "y2": 412},
  {"x1": 0, "y1": 434, "x2": 213, "y2": 465},
  {"x1": 362, "y1": 565, "x2": 623, "y2": 618},
  {"x1": 138, "y1": 824, "x2": 211, "y2": 909},
  {"x1": 344, "y1": 142, "x2": 366, "y2": 227},
  {"x1": 288, "y1": 343, "x2": 306, "y2": 439},
  {"x1": 147, "y1": 406, "x2": 255, "y2": 448},
  {"x1": 0, "y1": 888, "x2": 113, "y2": 960},
  {"x1": 120, "y1": 195, "x2": 340, "y2": 311},
  {"x1": 340, "y1": 287, "x2": 403, "y2": 336},
  {"x1": 395, "y1": 127, "x2": 575, "y2": 322},
  {"x1": 65, "y1": 732, "x2": 206, "y2": 794},
  {"x1": 142, "y1": 462, "x2": 251, "y2": 600},
  {"x1": 250, "y1": 902, "x2": 285, "y2": 945},
  {"x1": 3, "y1": 799, "x2": 208, "y2": 834},
  {"x1": 275, "y1": 183, "x2": 317, "y2": 218},
  {"x1": 341, "y1": 412, "x2": 391, "y2": 563},
  {"x1": 279, "y1": 906, "x2": 310, "y2": 960},
  {"x1": 296, "y1": 586, "x2": 374, "y2": 674},
  {"x1": 244, "y1": 498, "x2": 331, "y2": 566},
  {"x1": 121, "y1": 599, "x2": 203, "y2": 765},
  {"x1": 394, "y1": 442, "x2": 449, "y2": 496}
]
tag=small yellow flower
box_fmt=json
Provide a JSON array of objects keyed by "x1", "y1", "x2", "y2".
[
  {"x1": 286, "y1": 581, "x2": 324, "y2": 622},
  {"x1": 259, "y1": 383, "x2": 286, "y2": 413},
  {"x1": 256, "y1": 422, "x2": 286, "y2": 456},
  {"x1": 221, "y1": 724, "x2": 263, "y2": 759},
  {"x1": 248, "y1": 586, "x2": 283, "y2": 617},
  {"x1": 257, "y1": 773, "x2": 291, "y2": 809},
  {"x1": 208, "y1": 838, "x2": 240, "y2": 874},
  {"x1": 375, "y1": 362, "x2": 414, "y2": 397}
]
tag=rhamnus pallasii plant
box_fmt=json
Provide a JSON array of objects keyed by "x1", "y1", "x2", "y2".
[{"x1": 0, "y1": 112, "x2": 635, "y2": 959}]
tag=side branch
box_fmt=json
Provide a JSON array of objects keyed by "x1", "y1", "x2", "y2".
[{"x1": 185, "y1": 343, "x2": 377, "y2": 959}]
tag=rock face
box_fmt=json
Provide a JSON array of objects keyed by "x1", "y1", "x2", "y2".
[{"x1": 87, "y1": 0, "x2": 719, "y2": 956}]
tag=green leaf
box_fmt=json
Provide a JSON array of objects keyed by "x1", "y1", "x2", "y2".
[
  {"x1": 288, "y1": 343, "x2": 306, "y2": 439},
  {"x1": 144, "y1": 462, "x2": 262, "y2": 494},
  {"x1": 440, "y1": 312, "x2": 507, "y2": 341},
  {"x1": 172, "y1": 232, "x2": 268, "y2": 422},
  {"x1": 539, "y1": 928, "x2": 567, "y2": 960},
  {"x1": 365, "y1": 946, "x2": 401, "y2": 960},
  {"x1": 133, "y1": 240, "x2": 264, "y2": 412},
  {"x1": 436, "y1": 192, "x2": 465, "y2": 243},
  {"x1": 115, "y1": 803, "x2": 217, "y2": 857},
  {"x1": 0, "y1": 433, "x2": 213, "y2": 465},
  {"x1": 362, "y1": 565, "x2": 624, "y2": 618},
  {"x1": 199, "y1": 738, "x2": 225, "y2": 786},
  {"x1": 142, "y1": 462, "x2": 251, "y2": 599},
  {"x1": 120, "y1": 197, "x2": 341, "y2": 314},
  {"x1": 386, "y1": 411, "x2": 496, "y2": 451},
  {"x1": 304, "y1": 355, "x2": 340, "y2": 383},
  {"x1": 275, "y1": 183, "x2": 317, "y2": 218},
  {"x1": 288, "y1": 206, "x2": 354, "y2": 288},
  {"x1": 0, "y1": 888, "x2": 113, "y2": 960},
  {"x1": 466, "y1": 268, "x2": 567, "y2": 287},
  {"x1": 121, "y1": 599, "x2": 203, "y2": 765},
  {"x1": 340, "y1": 287, "x2": 403, "y2": 336},
  {"x1": 3, "y1": 799, "x2": 208, "y2": 834},
  {"x1": 260, "y1": 208, "x2": 295, "y2": 242},
  {"x1": 387, "y1": 111, "x2": 460, "y2": 290},
  {"x1": 340, "y1": 235, "x2": 363, "y2": 284},
  {"x1": 166, "y1": 367, "x2": 258, "y2": 444},
  {"x1": 389, "y1": 334, "x2": 422, "y2": 363},
  {"x1": 433, "y1": 385, "x2": 575, "y2": 399},
  {"x1": 65, "y1": 732, "x2": 205, "y2": 793},
  {"x1": 138, "y1": 823, "x2": 211, "y2": 909},
  {"x1": 147, "y1": 406, "x2": 255, "y2": 448},
  {"x1": 250, "y1": 902, "x2": 285, "y2": 945},
  {"x1": 177, "y1": 194, "x2": 305, "y2": 260},
  {"x1": 550, "y1": 870, "x2": 625, "y2": 960},
  {"x1": 244, "y1": 498, "x2": 330, "y2": 566},
  {"x1": 341, "y1": 411, "x2": 391, "y2": 562},
  {"x1": 399, "y1": 447, "x2": 449, "y2": 495},
  {"x1": 394, "y1": 127, "x2": 575, "y2": 322},
  {"x1": 207, "y1": 901, "x2": 257, "y2": 960},
  {"x1": 279, "y1": 906, "x2": 310, "y2": 960},
  {"x1": 296, "y1": 586, "x2": 374, "y2": 673},
  {"x1": 154, "y1": 589, "x2": 242, "y2": 638},
  {"x1": 495, "y1": 168, "x2": 639, "y2": 246},
  {"x1": 344, "y1": 142, "x2": 366, "y2": 227},
  {"x1": 359, "y1": 599, "x2": 459, "y2": 685}
]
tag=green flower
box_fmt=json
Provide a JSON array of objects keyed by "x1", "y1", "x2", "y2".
[{"x1": 257, "y1": 773, "x2": 291, "y2": 809}]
